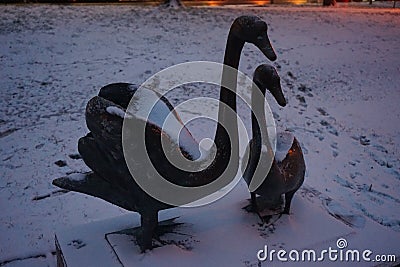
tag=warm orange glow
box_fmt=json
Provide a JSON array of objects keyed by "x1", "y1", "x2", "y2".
[
  {"x1": 184, "y1": 0, "x2": 311, "y2": 7},
  {"x1": 207, "y1": 1, "x2": 219, "y2": 6},
  {"x1": 290, "y1": 0, "x2": 307, "y2": 4},
  {"x1": 255, "y1": 0, "x2": 268, "y2": 5}
]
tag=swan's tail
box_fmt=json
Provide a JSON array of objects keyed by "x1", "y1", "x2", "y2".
[{"x1": 52, "y1": 172, "x2": 138, "y2": 212}]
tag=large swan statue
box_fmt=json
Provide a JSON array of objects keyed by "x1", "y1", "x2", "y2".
[
  {"x1": 242, "y1": 64, "x2": 305, "y2": 221},
  {"x1": 53, "y1": 16, "x2": 277, "y2": 251}
]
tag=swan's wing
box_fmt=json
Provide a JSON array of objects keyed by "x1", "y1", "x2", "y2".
[
  {"x1": 125, "y1": 88, "x2": 201, "y2": 160},
  {"x1": 276, "y1": 134, "x2": 306, "y2": 191},
  {"x1": 78, "y1": 133, "x2": 130, "y2": 189},
  {"x1": 98, "y1": 83, "x2": 176, "y2": 112},
  {"x1": 98, "y1": 83, "x2": 137, "y2": 109},
  {"x1": 97, "y1": 84, "x2": 200, "y2": 159},
  {"x1": 85, "y1": 93, "x2": 200, "y2": 161},
  {"x1": 85, "y1": 96, "x2": 124, "y2": 157}
]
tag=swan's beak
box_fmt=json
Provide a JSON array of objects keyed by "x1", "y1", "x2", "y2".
[
  {"x1": 254, "y1": 34, "x2": 277, "y2": 61},
  {"x1": 271, "y1": 85, "x2": 287, "y2": 107}
]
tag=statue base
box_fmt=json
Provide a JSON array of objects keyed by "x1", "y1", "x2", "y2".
[{"x1": 54, "y1": 187, "x2": 400, "y2": 266}]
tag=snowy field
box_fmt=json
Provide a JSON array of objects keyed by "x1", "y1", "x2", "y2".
[{"x1": 1, "y1": 3, "x2": 399, "y2": 266}]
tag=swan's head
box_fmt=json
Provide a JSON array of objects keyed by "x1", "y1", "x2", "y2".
[
  {"x1": 231, "y1": 16, "x2": 277, "y2": 61},
  {"x1": 253, "y1": 64, "x2": 286, "y2": 107}
]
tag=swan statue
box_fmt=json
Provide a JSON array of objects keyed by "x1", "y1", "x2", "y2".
[
  {"x1": 242, "y1": 64, "x2": 305, "y2": 221},
  {"x1": 53, "y1": 16, "x2": 277, "y2": 251}
]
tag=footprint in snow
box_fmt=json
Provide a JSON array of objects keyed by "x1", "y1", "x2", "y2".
[
  {"x1": 296, "y1": 95, "x2": 307, "y2": 107},
  {"x1": 330, "y1": 142, "x2": 339, "y2": 157},
  {"x1": 67, "y1": 239, "x2": 86, "y2": 249},
  {"x1": 323, "y1": 199, "x2": 366, "y2": 229},
  {"x1": 320, "y1": 120, "x2": 339, "y2": 136},
  {"x1": 316, "y1": 107, "x2": 328, "y2": 116}
]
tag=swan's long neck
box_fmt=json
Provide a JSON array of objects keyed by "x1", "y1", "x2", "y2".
[
  {"x1": 247, "y1": 79, "x2": 278, "y2": 190},
  {"x1": 210, "y1": 33, "x2": 244, "y2": 181},
  {"x1": 245, "y1": 82, "x2": 266, "y2": 186},
  {"x1": 214, "y1": 33, "x2": 244, "y2": 159},
  {"x1": 251, "y1": 86, "x2": 263, "y2": 160}
]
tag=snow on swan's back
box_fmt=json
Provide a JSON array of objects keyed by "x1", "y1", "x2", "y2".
[
  {"x1": 123, "y1": 88, "x2": 201, "y2": 160},
  {"x1": 275, "y1": 131, "x2": 295, "y2": 162}
]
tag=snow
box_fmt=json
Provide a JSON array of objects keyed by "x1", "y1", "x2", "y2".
[
  {"x1": 66, "y1": 173, "x2": 88, "y2": 182},
  {"x1": 1, "y1": 3, "x2": 399, "y2": 266},
  {"x1": 274, "y1": 131, "x2": 295, "y2": 162},
  {"x1": 106, "y1": 106, "x2": 126, "y2": 119}
]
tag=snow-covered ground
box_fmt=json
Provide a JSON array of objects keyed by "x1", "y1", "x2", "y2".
[{"x1": 1, "y1": 3, "x2": 399, "y2": 266}]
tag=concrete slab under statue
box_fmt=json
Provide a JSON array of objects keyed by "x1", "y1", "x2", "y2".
[{"x1": 54, "y1": 189, "x2": 400, "y2": 266}]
